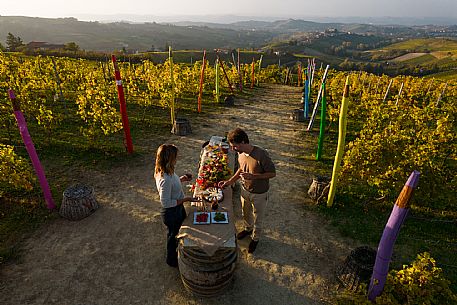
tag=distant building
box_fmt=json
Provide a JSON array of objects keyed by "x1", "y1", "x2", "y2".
[
  {"x1": 27, "y1": 41, "x2": 65, "y2": 50},
  {"x1": 325, "y1": 28, "x2": 338, "y2": 34}
]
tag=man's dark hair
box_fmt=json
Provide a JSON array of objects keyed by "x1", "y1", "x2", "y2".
[{"x1": 227, "y1": 128, "x2": 249, "y2": 144}]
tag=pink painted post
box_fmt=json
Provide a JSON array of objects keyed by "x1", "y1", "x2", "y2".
[{"x1": 8, "y1": 89, "x2": 56, "y2": 210}]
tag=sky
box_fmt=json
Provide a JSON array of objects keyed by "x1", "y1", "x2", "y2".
[{"x1": 1, "y1": 0, "x2": 456, "y2": 21}]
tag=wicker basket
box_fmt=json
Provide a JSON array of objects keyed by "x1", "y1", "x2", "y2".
[
  {"x1": 308, "y1": 175, "x2": 330, "y2": 204},
  {"x1": 336, "y1": 246, "x2": 377, "y2": 291},
  {"x1": 59, "y1": 184, "x2": 99, "y2": 221}
]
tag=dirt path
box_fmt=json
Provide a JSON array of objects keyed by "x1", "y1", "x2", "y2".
[{"x1": 0, "y1": 84, "x2": 357, "y2": 305}]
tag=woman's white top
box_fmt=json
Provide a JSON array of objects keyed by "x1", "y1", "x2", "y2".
[{"x1": 155, "y1": 173, "x2": 185, "y2": 208}]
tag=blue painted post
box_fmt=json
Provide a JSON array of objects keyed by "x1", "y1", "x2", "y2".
[{"x1": 304, "y1": 72, "x2": 309, "y2": 120}]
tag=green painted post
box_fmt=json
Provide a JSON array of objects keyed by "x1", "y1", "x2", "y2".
[{"x1": 316, "y1": 82, "x2": 326, "y2": 160}]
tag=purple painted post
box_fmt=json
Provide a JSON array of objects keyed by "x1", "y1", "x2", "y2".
[
  {"x1": 368, "y1": 170, "x2": 420, "y2": 301},
  {"x1": 9, "y1": 89, "x2": 56, "y2": 210}
]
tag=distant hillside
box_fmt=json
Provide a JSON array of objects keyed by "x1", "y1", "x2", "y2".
[
  {"x1": 0, "y1": 16, "x2": 274, "y2": 52},
  {"x1": 2, "y1": 16, "x2": 456, "y2": 53},
  {"x1": 174, "y1": 19, "x2": 378, "y2": 34},
  {"x1": 383, "y1": 38, "x2": 457, "y2": 52}
]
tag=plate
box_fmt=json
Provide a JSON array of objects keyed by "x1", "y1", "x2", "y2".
[
  {"x1": 211, "y1": 212, "x2": 229, "y2": 224},
  {"x1": 202, "y1": 187, "x2": 224, "y2": 202},
  {"x1": 193, "y1": 212, "x2": 210, "y2": 225}
]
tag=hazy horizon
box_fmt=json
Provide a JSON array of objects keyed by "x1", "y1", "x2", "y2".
[{"x1": 1, "y1": 0, "x2": 456, "y2": 23}]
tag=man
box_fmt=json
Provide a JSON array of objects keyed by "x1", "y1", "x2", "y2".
[{"x1": 219, "y1": 128, "x2": 276, "y2": 253}]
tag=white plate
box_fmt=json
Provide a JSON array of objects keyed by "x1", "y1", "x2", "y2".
[
  {"x1": 211, "y1": 212, "x2": 229, "y2": 224},
  {"x1": 193, "y1": 212, "x2": 210, "y2": 225}
]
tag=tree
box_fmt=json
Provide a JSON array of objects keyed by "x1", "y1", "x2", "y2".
[
  {"x1": 0, "y1": 42, "x2": 5, "y2": 51},
  {"x1": 64, "y1": 42, "x2": 80, "y2": 52},
  {"x1": 6, "y1": 33, "x2": 24, "y2": 51}
]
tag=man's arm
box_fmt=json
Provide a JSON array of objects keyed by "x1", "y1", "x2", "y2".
[
  {"x1": 240, "y1": 171, "x2": 276, "y2": 180},
  {"x1": 218, "y1": 167, "x2": 242, "y2": 188}
]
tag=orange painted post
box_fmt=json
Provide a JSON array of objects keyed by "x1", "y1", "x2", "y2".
[
  {"x1": 197, "y1": 50, "x2": 207, "y2": 113},
  {"x1": 297, "y1": 63, "x2": 302, "y2": 87},
  {"x1": 111, "y1": 55, "x2": 134, "y2": 154}
]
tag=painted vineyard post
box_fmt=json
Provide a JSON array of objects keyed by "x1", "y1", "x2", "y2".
[
  {"x1": 303, "y1": 70, "x2": 309, "y2": 120},
  {"x1": 307, "y1": 65, "x2": 330, "y2": 131},
  {"x1": 237, "y1": 48, "x2": 243, "y2": 92},
  {"x1": 111, "y1": 55, "x2": 134, "y2": 154},
  {"x1": 215, "y1": 57, "x2": 220, "y2": 103},
  {"x1": 169, "y1": 46, "x2": 176, "y2": 125},
  {"x1": 8, "y1": 89, "x2": 56, "y2": 210},
  {"x1": 368, "y1": 171, "x2": 420, "y2": 302},
  {"x1": 257, "y1": 54, "x2": 263, "y2": 86},
  {"x1": 297, "y1": 62, "x2": 302, "y2": 87},
  {"x1": 316, "y1": 82, "x2": 326, "y2": 161},
  {"x1": 396, "y1": 82, "x2": 404, "y2": 106},
  {"x1": 310, "y1": 58, "x2": 316, "y2": 89},
  {"x1": 250, "y1": 57, "x2": 255, "y2": 89},
  {"x1": 327, "y1": 76, "x2": 350, "y2": 207},
  {"x1": 382, "y1": 79, "x2": 393, "y2": 103},
  {"x1": 197, "y1": 50, "x2": 207, "y2": 113}
]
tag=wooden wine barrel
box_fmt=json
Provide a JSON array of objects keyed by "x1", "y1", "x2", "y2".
[
  {"x1": 172, "y1": 118, "x2": 192, "y2": 136},
  {"x1": 178, "y1": 245, "x2": 237, "y2": 297},
  {"x1": 224, "y1": 95, "x2": 235, "y2": 106},
  {"x1": 59, "y1": 184, "x2": 99, "y2": 221},
  {"x1": 290, "y1": 109, "x2": 305, "y2": 122}
]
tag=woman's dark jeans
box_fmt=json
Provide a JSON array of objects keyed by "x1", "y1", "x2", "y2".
[{"x1": 161, "y1": 205, "x2": 187, "y2": 266}]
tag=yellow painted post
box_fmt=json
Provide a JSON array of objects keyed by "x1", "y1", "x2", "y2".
[
  {"x1": 327, "y1": 76, "x2": 350, "y2": 207},
  {"x1": 169, "y1": 46, "x2": 175, "y2": 125}
]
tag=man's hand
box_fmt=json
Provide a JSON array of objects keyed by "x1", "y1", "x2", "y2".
[{"x1": 218, "y1": 181, "x2": 227, "y2": 188}]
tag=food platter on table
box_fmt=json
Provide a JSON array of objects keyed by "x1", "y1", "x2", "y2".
[
  {"x1": 211, "y1": 211, "x2": 229, "y2": 224},
  {"x1": 193, "y1": 212, "x2": 211, "y2": 225},
  {"x1": 202, "y1": 187, "x2": 224, "y2": 203}
]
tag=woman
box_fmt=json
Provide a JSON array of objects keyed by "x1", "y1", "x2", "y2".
[{"x1": 154, "y1": 144, "x2": 198, "y2": 267}]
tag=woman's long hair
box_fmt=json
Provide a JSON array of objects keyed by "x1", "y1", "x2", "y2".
[{"x1": 154, "y1": 144, "x2": 178, "y2": 177}]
